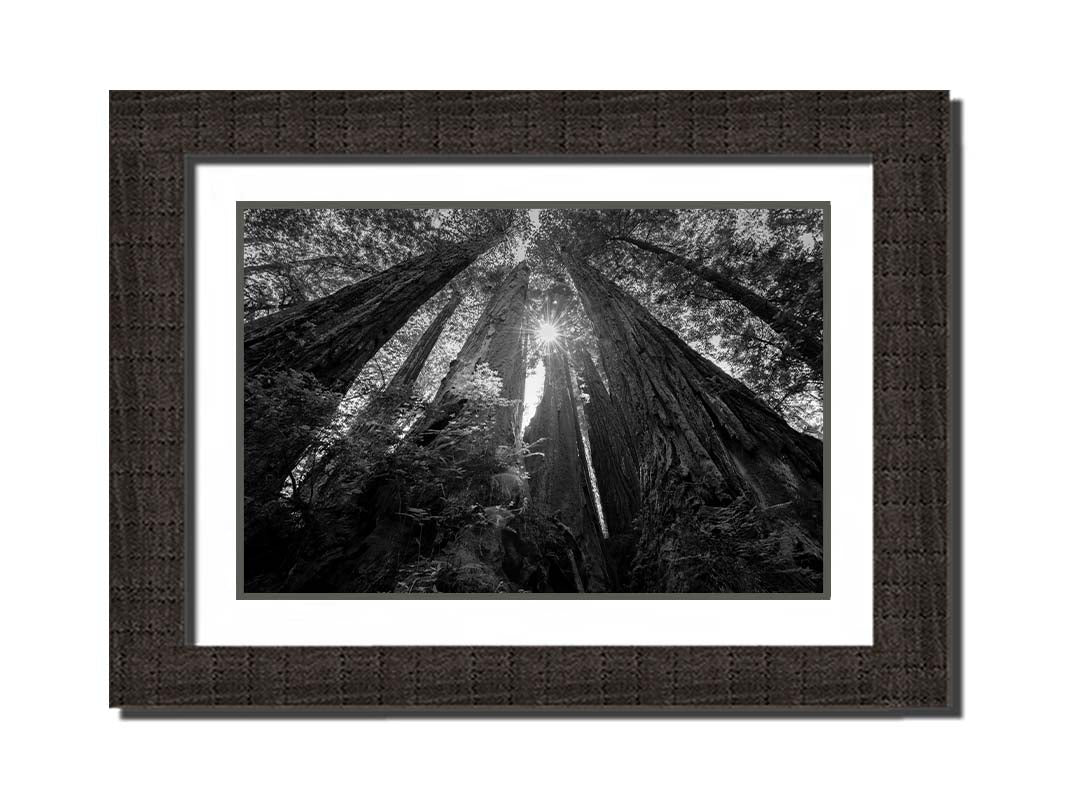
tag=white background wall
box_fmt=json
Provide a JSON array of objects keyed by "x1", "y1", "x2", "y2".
[{"x1": 2, "y1": 2, "x2": 1064, "y2": 798}]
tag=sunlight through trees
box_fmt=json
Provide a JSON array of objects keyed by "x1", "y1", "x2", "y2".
[{"x1": 242, "y1": 206, "x2": 824, "y2": 594}]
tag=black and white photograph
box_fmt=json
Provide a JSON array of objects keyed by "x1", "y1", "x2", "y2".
[{"x1": 242, "y1": 205, "x2": 826, "y2": 595}]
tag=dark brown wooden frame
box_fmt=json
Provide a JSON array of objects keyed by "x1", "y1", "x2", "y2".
[{"x1": 110, "y1": 91, "x2": 956, "y2": 713}]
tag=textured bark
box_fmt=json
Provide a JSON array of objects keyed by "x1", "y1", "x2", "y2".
[
  {"x1": 288, "y1": 264, "x2": 532, "y2": 593},
  {"x1": 356, "y1": 292, "x2": 461, "y2": 432},
  {"x1": 422, "y1": 261, "x2": 530, "y2": 451},
  {"x1": 614, "y1": 234, "x2": 823, "y2": 376},
  {"x1": 577, "y1": 348, "x2": 641, "y2": 542},
  {"x1": 309, "y1": 292, "x2": 462, "y2": 507},
  {"x1": 245, "y1": 231, "x2": 504, "y2": 390},
  {"x1": 525, "y1": 344, "x2": 612, "y2": 592},
  {"x1": 566, "y1": 253, "x2": 824, "y2": 593},
  {"x1": 408, "y1": 262, "x2": 586, "y2": 593},
  {"x1": 243, "y1": 232, "x2": 501, "y2": 508}
]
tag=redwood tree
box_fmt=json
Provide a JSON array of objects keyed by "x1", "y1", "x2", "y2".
[
  {"x1": 525, "y1": 338, "x2": 612, "y2": 592},
  {"x1": 565, "y1": 251, "x2": 824, "y2": 592},
  {"x1": 420, "y1": 261, "x2": 530, "y2": 450},
  {"x1": 245, "y1": 230, "x2": 506, "y2": 388},
  {"x1": 353, "y1": 291, "x2": 462, "y2": 435},
  {"x1": 287, "y1": 263, "x2": 532, "y2": 593},
  {"x1": 243, "y1": 229, "x2": 505, "y2": 507},
  {"x1": 576, "y1": 348, "x2": 641, "y2": 543},
  {"x1": 310, "y1": 291, "x2": 463, "y2": 507},
  {"x1": 610, "y1": 234, "x2": 823, "y2": 376}
]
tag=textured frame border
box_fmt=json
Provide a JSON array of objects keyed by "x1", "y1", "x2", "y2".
[{"x1": 110, "y1": 91, "x2": 955, "y2": 713}]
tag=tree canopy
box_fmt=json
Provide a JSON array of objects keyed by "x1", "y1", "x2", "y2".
[{"x1": 242, "y1": 206, "x2": 824, "y2": 594}]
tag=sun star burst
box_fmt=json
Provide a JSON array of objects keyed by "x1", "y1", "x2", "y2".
[{"x1": 537, "y1": 321, "x2": 560, "y2": 345}]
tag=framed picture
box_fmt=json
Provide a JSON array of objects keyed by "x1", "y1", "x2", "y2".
[{"x1": 110, "y1": 91, "x2": 956, "y2": 711}]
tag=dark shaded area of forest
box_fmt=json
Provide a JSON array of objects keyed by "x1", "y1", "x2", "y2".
[{"x1": 243, "y1": 206, "x2": 824, "y2": 594}]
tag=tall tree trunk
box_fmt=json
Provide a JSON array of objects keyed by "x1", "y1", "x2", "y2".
[
  {"x1": 243, "y1": 299, "x2": 299, "y2": 321},
  {"x1": 243, "y1": 231, "x2": 502, "y2": 508},
  {"x1": 421, "y1": 261, "x2": 530, "y2": 451},
  {"x1": 566, "y1": 253, "x2": 824, "y2": 593},
  {"x1": 245, "y1": 231, "x2": 504, "y2": 389},
  {"x1": 525, "y1": 342, "x2": 612, "y2": 592},
  {"x1": 288, "y1": 264, "x2": 531, "y2": 593},
  {"x1": 310, "y1": 292, "x2": 462, "y2": 506},
  {"x1": 357, "y1": 291, "x2": 462, "y2": 432},
  {"x1": 413, "y1": 262, "x2": 533, "y2": 592},
  {"x1": 612, "y1": 234, "x2": 823, "y2": 376},
  {"x1": 576, "y1": 348, "x2": 641, "y2": 543}
]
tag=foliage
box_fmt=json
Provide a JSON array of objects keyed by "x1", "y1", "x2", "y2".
[
  {"x1": 631, "y1": 495, "x2": 822, "y2": 593},
  {"x1": 242, "y1": 206, "x2": 825, "y2": 593},
  {"x1": 618, "y1": 208, "x2": 823, "y2": 434},
  {"x1": 243, "y1": 207, "x2": 525, "y2": 322},
  {"x1": 243, "y1": 368, "x2": 342, "y2": 500},
  {"x1": 535, "y1": 208, "x2": 824, "y2": 433},
  {"x1": 241, "y1": 368, "x2": 343, "y2": 589},
  {"x1": 275, "y1": 363, "x2": 536, "y2": 592}
]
